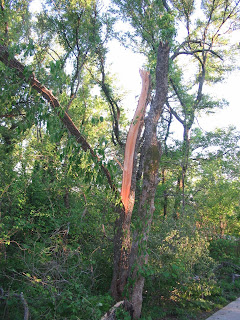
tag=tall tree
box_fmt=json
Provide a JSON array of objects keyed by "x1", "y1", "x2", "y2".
[
  {"x1": 165, "y1": 0, "x2": 240, "y2": 216},
  {"x1": 189, "y1": 126, "x2": 240, "y2": 235},
  {"x1": 0, "y1": 0, "x2": 240, "y2": 319}
]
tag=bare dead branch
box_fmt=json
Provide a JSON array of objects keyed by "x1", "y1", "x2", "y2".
[
  {"x1": 166, "y1": 100, "x2": 184, "y2": 124},
  {"x1": 101, "y1": 301, "x2": 124, "y2": 320},
  {"x1": 171, "y1": 48, "x2": 223, "y2": 61},
  {"x1": 0, "y1": 288, "x2": 29, "y2": 320}
]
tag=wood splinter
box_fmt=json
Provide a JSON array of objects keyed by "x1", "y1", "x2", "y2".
[{"x1": 121, "y1": 69, "x2": 150, "y2": 212}]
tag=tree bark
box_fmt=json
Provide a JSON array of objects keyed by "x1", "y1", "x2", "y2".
[
  {"x1": 111, "y1": 42, "x2": 170, "y2": 317},
  {"x1": 0, "y1": 43, "x2": 170, "y2": 319},
  {"x1": 173, "y1": 124, "x2": 191, "y2": 218},
  {"x1": 127, "y1": 42, "x2": 170, "y2": 319},
  {"x1": 111, "y1": 70, "x2": 150, "y2": 301},
  {"x1": 161, "y1": 168, "x2": 168, "y2": 216}
]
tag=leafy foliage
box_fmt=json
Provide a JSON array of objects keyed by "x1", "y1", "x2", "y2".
[{"x1": 0, "y1": 0, "x2": 240, "y2": 319}]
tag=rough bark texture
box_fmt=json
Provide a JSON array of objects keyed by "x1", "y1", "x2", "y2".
[
  {"x1": 111, "y1": 205, "x2": 130, "y2": 300},
  {"x1": 111, "y1": 44, "x2": 169, "y2": 316},
  {"x1": 128, "y1": 42, "x2": 170, "y2": 319},
  {"x1": 0, "y1": 45, "x2": 116, "y2": 193},
  {"x1": 111, "y1": 70, "x2": 150, "y2": 301}
]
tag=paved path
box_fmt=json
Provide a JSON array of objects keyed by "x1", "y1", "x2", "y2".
[{"x1": 206, "y1": 297, "x2": 240, "y2": 320}]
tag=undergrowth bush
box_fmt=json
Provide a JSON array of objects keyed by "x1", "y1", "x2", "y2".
[
  {"x1": 141, "y1": 214, "x2": 240, "y2": 319},
  {"x1": 0, "y1": 175, "x2": 114, "y2": 319}
]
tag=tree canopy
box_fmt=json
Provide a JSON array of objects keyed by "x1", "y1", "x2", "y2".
[{"x1": 0, "y1": 0, "x2": 240, "y2": 319}]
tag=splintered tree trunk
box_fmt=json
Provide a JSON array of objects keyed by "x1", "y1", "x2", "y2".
[
  {"x1": 111, "y1": 42, "x2": 169, "y2": 318},
  {"x1": 128, "y1": 42, "x2": 170, "y2": 319},
  {"x1": 111, "y1": 70, "x2": 150, "y2": 301}
]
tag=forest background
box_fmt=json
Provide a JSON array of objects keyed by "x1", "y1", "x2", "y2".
[{"x1": 0, "y1": 0, "x2": 240, "y2": 319}]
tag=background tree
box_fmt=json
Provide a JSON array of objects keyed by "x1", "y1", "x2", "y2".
[{"x1": 0, "y1": 0, "x2": 240, "y2": 319}]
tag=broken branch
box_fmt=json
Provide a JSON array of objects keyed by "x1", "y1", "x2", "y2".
[
  {"x1": 121, "y1": 69, "x2": 150, "y2": 212},
  {"x1": 0, "y1": 45, "x2": 116, "y2": 193}
]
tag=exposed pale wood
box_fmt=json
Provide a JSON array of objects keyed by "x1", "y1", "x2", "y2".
[
  {"x1": 121, "y1": 69, "x2": 150, "y2": 212},
  {"x1": 128, "y1": 42, "x2": 170, "y2": 319},
  {"x1": 100, "y1": 300, "x2": 124, "y2": 320}
]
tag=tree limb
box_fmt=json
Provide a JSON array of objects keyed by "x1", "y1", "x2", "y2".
[
  {"x1": 101, "y1": 300, "x2": 124, "y2": 320},
  {"x1": 0, "y1": 44, "x2": 116, "y2": 193},
  {"x1": 89, "y1": 48, "x2": 123, "y2": 147},
  {"x1": 162, "y1": 0, "x2": 171, "y2": 12},
  {"x1": 166, "y1": 100, "x2": 184, "y2": 125},
  {"x1": 0, "y1": 288, "x2": 29, "y2": 320},
  {"x1": 0, "y1": 113, "x2": 26, "y2": 118},
  {"x1": 169, "y1": 78, "x2": 187, "y2": 111},
  {"x1": 19, "y1": 292, "x2": 30, "y2": 320},
  {"x1": 171, "y1": 48, "x2": 223, "y2": 61}
]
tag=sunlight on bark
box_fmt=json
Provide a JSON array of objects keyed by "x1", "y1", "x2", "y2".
[{"x1": 121, "y1": 69, "x2": 150, "y2": 212}]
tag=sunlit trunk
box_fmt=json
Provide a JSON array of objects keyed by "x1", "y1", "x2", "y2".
[
  {"x1": 127, "y1": 42, "x2": 170, "y2": 318},
  {"x1": 111, "y1": 44, "x2": 169, "y2": 319},
  {"x1": 111, "y1": 71, "x2": 150, "y2": 300}
]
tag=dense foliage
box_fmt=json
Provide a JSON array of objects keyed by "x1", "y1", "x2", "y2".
[{"x1": 0, "y1": 0, "x2": 240, "y2": 319}]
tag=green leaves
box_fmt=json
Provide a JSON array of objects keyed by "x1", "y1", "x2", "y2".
[
  {"x1": 112, "y1": 0, "x2": 176, "y2": 54},
  {"x1": 90, "y1": 115, "x2": 104, "y2": 125},
  {"x1": 1, "y1": 1, "x2": 240, "y2": 319},
  {"x1": 22, "y1": 39, "x2": 35, "y2": 57}
]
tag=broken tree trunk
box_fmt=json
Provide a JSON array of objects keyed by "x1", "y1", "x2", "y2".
[
  {"x1": 111, "y1": 70, "x2": 150, "y2": 301},
  {"x1": 121, "y1": 69, "x2": 150, "y2": 212},
  {"x1": 127, "y1": 42, "x2": 170, "y2": 319},
  {"x1": 111, "y1": 43, "x2": 169, "y2": 319}
]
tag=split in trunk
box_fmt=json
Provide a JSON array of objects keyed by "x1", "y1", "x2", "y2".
[{"x1": 111, "y1": 42, "x2": 170, "y2": 319}]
